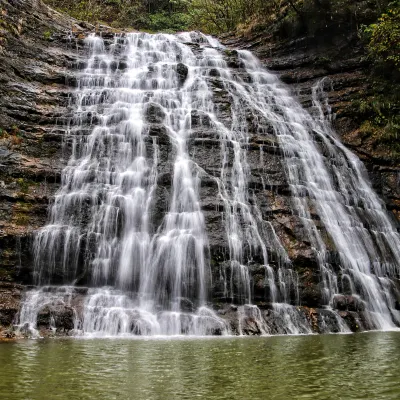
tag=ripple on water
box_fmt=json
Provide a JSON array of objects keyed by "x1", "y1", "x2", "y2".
[{"x1": 1, "y1": 332, "x2": 400, "y2": 400}]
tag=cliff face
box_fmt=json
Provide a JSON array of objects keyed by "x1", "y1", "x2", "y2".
[
  {"x1": 0, "y1": 0, "x2": 399, "y2": 335},
  {"x1": 0, "y1": 0, "x2": 80, "y2": 326}
]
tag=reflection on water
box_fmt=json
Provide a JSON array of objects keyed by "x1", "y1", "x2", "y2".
[{"x1": 1, "y1": 333, "x2": 400, "y2": 399}]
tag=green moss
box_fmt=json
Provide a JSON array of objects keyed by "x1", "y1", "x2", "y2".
[
  {"x1": 0, "y1": 267, "x2": 13, "y2": 281},
  {"x1": 315, "y1": 56, "x2": 332, "y2": 67},
  {"x1": 224, "y1": 49, "x2": 237, "y2": 57},
  {"x1": 15, "y1": 201, "x2": 34, "y2": 211},
  {"x1": 12, "y1": 201, "x2": 35, "y2": 226},
  {"x1": 13, "y1": 214, "x2": 30, "y2": 225},
  {"x1": 43, "y1": 30, "x2": 52, "y2": 40},
  {"x1": 16, "y1": 178, "x2": 37, "y2": 194}
]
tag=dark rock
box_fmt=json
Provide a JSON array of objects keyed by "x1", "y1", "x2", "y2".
[
  {"x1": 241, "y1": 318, "x2": 262, "y2": 335},
  {"x1": 145, "y1": 103, "x2": 166, "y2": 124},
  {"x1": 177, "y1": 297, "x2": 194, "y2": 313},
  {"x1": 176, "y1": 63, "x2": 188, "y2": 85},
  {"x1": 338, "y1": 311, "x2": 363, "y2": 332},
  {"x1": 37, "y1": 303, "x2": 74, "y2": 332},
  {"x1": 37, "y1": 306, "x2": 52, "y2": 327},
  {"x1": 333, "y1": 295, "x2": 366, "y2": 312}
]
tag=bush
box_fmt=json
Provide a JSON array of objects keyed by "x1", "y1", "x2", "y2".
[
  {"x1": 144, "y1": 12, "x2": 192, "y2": 32},
  {"x1": 363, "y1": 2, "x2": 400, "y2": 71},
  {"x1": 44, "y1": 0, "x2": 192, "y2": 31}
]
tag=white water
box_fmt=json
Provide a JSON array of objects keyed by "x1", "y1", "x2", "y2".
[
  {"x1": 17, "y1": 32, "x2": 400, "y2": 336},
  {"x1": 236, "y1": 53, "x2": 400, "y2": 330}
]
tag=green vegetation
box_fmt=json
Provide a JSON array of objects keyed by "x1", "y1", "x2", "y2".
[
  {"x1": 356, "y1": 1, "x2": 400, "y2": 159},
  {"x1": 43, "y1": 30, "x2": 53, "y2": 40},
  {"x1": 356, "y1": 92, "x2": 400, "y2": 159},
  {"x1": 12, "y1": 201, "x2": 33, "y2": 226},
  {"x1": 16, "y1": 178, "x2": 38, "y2": 194},
  {"x1": 45, "y1": 0, "x2": 193, "y2": 32},
  {"x1": 44, "y1": 0, "x2": 393, "y2": 35},
  {"x1": 363, "y1": 3, "x2": 400, "y2": 71}
]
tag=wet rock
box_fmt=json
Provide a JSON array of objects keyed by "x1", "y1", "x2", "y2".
[
  {"x1": 176, "y1": 63, "x2": 188, "y2": 85},
  {"x1": 0, "y1": 283, "x2": 22, "y2": 326},
  {"x1": 338, "y1": 311, "x2": 363, "y2": 332},
  {"x1": 145, "y1": 103, "x2": 166, "y2": 124},
  {"x1": 37, "y1": 306, "x2": 52, "y2": 327},
  {"x1": 37, "y1": 303, "x2": 74, "y2": 332},
  {"x1": 0, "y1": 327, "x2": 17, "y2": 339},
  {"x1": 316, "y1": 309, "x2": 343, "y2": 334},
  {"x1": 346, "y1": 296, "x2": 366, "y2": 312},
  {"x1": 333, "y1": 295, "x2": 347, "y2": 310},
  {"x1": 148, "y1": 124, "x2": 170, "y2": 145},
  {"x1": 241, "y1": 317, "x2": 262, "y2": 335},
  {"x1": 190, "y1": 110, "x2": 212, "y2": 128},
  {"x1": 0, "y1": 0, "x2": 83, "y2": 317},
  {"x1": 177, "y1": 297, "x2": 194, "y2": 313},
  {"x1": 333, "y1": 295, "x2": 366, "y2": 312}
]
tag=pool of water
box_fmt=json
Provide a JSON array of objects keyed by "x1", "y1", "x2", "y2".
[{"x1": 1, "y1": 332, "x2": 400, "y2": 399}]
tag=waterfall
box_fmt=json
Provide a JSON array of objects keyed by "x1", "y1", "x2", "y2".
[{"x1": 17, "y1": 32, "x2": 400, "y2": 336}]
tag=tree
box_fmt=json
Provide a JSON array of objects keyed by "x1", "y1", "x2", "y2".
[{"x1": 365, "y1": 3, "x2": 400, "y2": 70}]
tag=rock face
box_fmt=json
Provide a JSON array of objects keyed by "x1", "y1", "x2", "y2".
[
  {"x1": 0, "y1": 0, "x2": 81, "y2": 327},
  {"x1": 0, "y1": 0, "x2": 399, "y2": 335}
]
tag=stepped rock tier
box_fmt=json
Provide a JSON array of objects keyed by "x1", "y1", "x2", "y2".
[{"x1": 12, "y1": 32, "x2": 400, "y2": 336}]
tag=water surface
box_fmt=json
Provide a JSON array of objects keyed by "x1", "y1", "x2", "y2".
[{"x1": 1, "y1": 332, "x2": 399, "y2": 399}]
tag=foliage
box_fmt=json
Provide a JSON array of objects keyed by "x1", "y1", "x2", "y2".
[
  {"x1": 353, "y1": 82, "x2": 400, "y2": 159},
  {"x1": 186, "y1": 0, "x2": 393, "y2": 35},
  {"x1": 354, "y1": 2, "x2": 400, "y2": 159},
  {"x1": 363, "y1": 2, "x2": 400, "y2": 70},
  {"x1": 43, "y1": 30, "x2": 52, "y2": 40},
  {"x1": 45, "y1": 0, "x2": 193, "y2": 31},
  {"x1": 144, "y1": 11, "x2": 192, "y2": 32},
  {"x1": 189, "y1": 0, "x2": 296, "y2": 34},
  {"x1": 45, "y1": 0, "x2": 395, "y2": 35}
]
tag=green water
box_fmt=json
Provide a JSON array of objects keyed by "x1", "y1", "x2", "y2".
[{"x1": 1, "y1": 332, "x2": 400, "y2": 400}]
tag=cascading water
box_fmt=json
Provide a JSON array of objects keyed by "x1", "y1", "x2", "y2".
[
  {"x1": 236, "y1": 52, "x2": 400, "y2": 330},
  {"x1": 20, "y1": 32, "x2": 228, "y2": 336},
  {"x1": 17, "y1": 31, "x2": 400, "y2": 337}
]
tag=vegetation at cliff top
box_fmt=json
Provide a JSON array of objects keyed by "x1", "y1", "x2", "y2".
[
  {"x1": 44, "y1": 0, "x2": 394, "y2": 35},
  {"x1": 45, "y1": 0, "x2": 192, "y2": 32}
]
